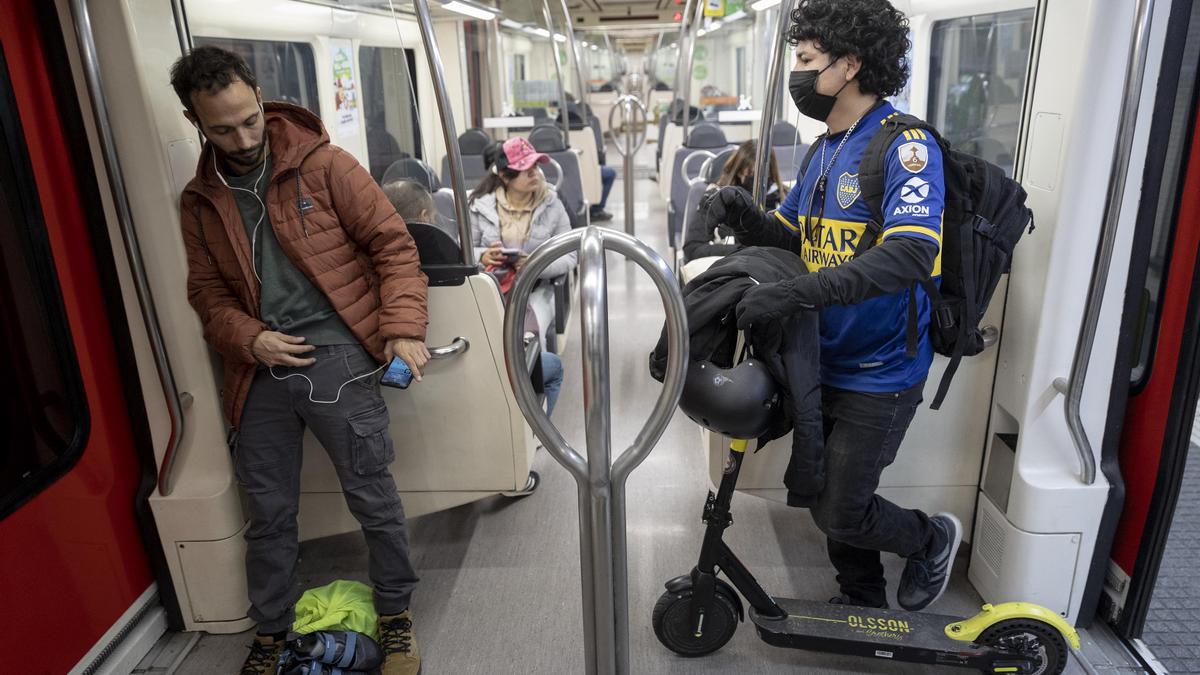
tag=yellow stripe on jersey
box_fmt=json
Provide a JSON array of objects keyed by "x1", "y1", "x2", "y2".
[
  {"x1": 775, "y1": 210, "x2": 802, "y2": 234},
  {"x1": 881, "y1": 225, "x2": 943, "y2": 276},
  {"x1": 915, "y1": 129, "x2": 928, "y2": 141},
  {"x1": 902, "y1": 130, "x2": 912, "y2": 141}
]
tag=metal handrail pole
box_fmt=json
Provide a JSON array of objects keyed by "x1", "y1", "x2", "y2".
[
  {"x1": 542, "y1": 0, "x2": 572, "y2": 143},
  {"x1": 623, "y1": 98, "x2": 635, "y2": 234},
  {"x1": 681, "y1": 0, "x2": 704, "y2": 145},
  {"x1": 671, "y1": 0, "x2": 694, "y2": 123},
  {"x1": 579, "y1": 227, "x2": 617, "y2": 675},
  {"x1": 412, "y1": 0, "x2": 474, "y2": 264},
  {"x1": 1064, "y1": 0, "x2": 1155, "y2": 485},
  {"x1": 558, "y1": 0, "x2": 591, "y2": 128},
  {"x1": 70, "y1": 0, "x2": 187, "y2": 496},
  {"x1": 502, "y1": 227, "x2": 689, "y2": 675},
  {"x1": 753, "y1": 0, "x2": 796, "y2": 206},
  {"x1": 605, "y1": 234, "x2": 688, "y2": 674}
]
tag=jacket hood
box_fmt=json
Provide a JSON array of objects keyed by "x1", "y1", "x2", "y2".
[
  {"x1": 469, "y1": 186, "x2": 561, "y2": 226},
  {"x1": 188, "y1": 101, "x2": 329, "y2": 195}
]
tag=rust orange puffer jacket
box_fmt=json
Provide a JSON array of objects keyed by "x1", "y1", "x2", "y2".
[{"x1": 180, "y1": 103, "x2": 428, "y2": 426}]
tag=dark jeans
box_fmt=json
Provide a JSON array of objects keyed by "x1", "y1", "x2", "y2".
[
  {"x1": 233, "y1": 345, "x2": 419, "y2": 633},
  {"x1": 593, "y1": 165, "x2": 616, "y2": 212},
  {"x1": 809, "y1": 381, "x2": 935, "y2": 607}
]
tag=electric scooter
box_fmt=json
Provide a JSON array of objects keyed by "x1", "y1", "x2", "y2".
[{"x1": 652, "y1": 435, "x2": 1080, "y2": 674}]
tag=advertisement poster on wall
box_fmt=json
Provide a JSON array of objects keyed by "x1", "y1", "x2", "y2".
[{"x1": 330, "y1": 40, "x2": 359, "y2": 137}]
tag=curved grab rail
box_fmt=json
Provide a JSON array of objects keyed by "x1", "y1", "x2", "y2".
[
  {"x1": 1061, "y1": 0, "x2": 1155, "y2": 486},
  {"x1": 502, "y1": 226, "x2": 688, "y2": 674},
  {"x1": 542, "y1": 156, "x2": 565, "y2": 188},
  {"x1": 608, "y1": 95, "x2": 649, "y2": 158},
  {"x1": 71, "y1": 0, "x2": 188, "y2": 496},
  {"x1": 682, "y1": 150, "x2": 717, "y2": 186},
  {"x1": 429, "y1": 337, "x2": 469, "y2": 359}
]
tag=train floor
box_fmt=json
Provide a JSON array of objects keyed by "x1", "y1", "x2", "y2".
[{"x1": 149, "y1": 143, "x2": 1142, "y2": 675}]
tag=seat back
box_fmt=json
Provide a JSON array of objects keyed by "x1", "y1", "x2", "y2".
[
  {"x1": 661, "y1": 122, "x2": 728, "y2": 204},
  {"x1": 441, "y1": 154, "x2": 489, "y2": 192},
  {"x1": 529, "y1": 123, "x2": 568, "y2": 152},
  {"x1": 382, "y1": 158, "x2": 442, "y2": 192},
  {"x1": 771, "y1": 120, "x2": 808, "y2": 180},
  {"x1": 567, "y1": 128, "x2": 603, "y2": 204},
  {"x1": 773, "y1": 143, "x2": 811, "y2": 184},
  {"x1": 297, "y1": 274, "x2": 538, "y2": 530},
  {"x1": 679, "y1": 179, "x2": 712, "y2": 263},
  {"x1": 431, "y1": 189, "x2": 461, "y2": 243},
  {"x1": 408, "y1": 221, "x2": 461, "y2": 264},
  {"x1": 458, "y1": 128, "x2": 492, "y2": 154}
]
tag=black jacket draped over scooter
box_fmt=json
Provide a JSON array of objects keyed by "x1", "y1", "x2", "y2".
[{"x1": 649, "y1": 247, "x2": 824, "y2": 505}]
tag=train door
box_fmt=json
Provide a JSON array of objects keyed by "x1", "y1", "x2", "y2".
[
  {"x1": 0, "y1": 0, "x2": 162, "y2": 672},
  {"x1": 1098, "y1": 0, "x2": 1200, "y2": 669}
]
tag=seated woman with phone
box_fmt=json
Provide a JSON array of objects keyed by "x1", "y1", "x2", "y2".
[{"x1": 467, "y1": 137, "x2": 574, "y2": 414}]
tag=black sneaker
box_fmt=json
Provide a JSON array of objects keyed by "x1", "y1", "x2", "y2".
[
  {"x1": 897, "y1": 512, "x2": 962, "y2": 611},
  {"x1": 829, "y1": 595, "x2": 888, "y2": 610},
  {"x1": 590, "y1": 209, "x2": 614, "y2": 222}
]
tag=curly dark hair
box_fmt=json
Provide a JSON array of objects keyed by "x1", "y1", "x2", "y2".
[
  {"x1": 169, "y1": 45, "x2": 259, "y2": 113},
  {"x1": 787, "y1": 0, "x2": 911, "y2": 99}
]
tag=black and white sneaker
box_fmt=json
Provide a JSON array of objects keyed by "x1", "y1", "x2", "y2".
[
  {"x1": 829, "y1": 595, "x2": 888, "y2": 610},
  {"x1": 897, "y1": 512, "x2": 962, "y2": 611}
]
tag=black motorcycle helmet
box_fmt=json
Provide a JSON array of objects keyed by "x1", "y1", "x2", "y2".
[{"x1": 679, "y1": 358, "x2": 781, "y2": 440}]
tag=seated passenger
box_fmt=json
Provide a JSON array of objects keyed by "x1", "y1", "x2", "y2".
[
  {"x1": 684, "y1": 139, "x2": 784, "y2": 264},
  {"x1": 467, "y1": 138, "x2": 570, "y2": 414},
  {"x1": 382, "y1": 180, "x2": 460, "y2": 265},
  {"x1": 469, "y1": 137, "x2": 576, "y2": 290}
]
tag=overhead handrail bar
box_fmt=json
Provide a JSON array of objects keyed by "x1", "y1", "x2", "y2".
[
  {"x1": 70, "y1": 0, "x2": 188, "y2": 496},
  {"x1": 609, "y1": 95, "x2": 649, "y2": 236},
  {"x1": 412, "y1": 0, "x2": 474, "y2": 265},
  {"x1": 753, "y1": 0, "x2": 796, "y2": 206},
  {"x1": 1060, "y1": 0, "x2": 1156, "y2": 486},
  {"x1": 502, "y1": 226, "x2": 688, "y2": 674}
]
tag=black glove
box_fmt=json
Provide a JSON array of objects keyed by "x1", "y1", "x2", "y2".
[
  {"x1": 736, "y1": 276, "x2": 821, "y2": 329},
  {"x1": 698, "y1": 185, "x2": 755, "y2": 236},
  {"x1": 698, "y1": 186, "x2": 799, "y2": 252}
]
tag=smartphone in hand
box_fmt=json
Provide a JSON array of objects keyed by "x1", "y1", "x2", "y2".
[
  {"x1": 380, "y1": 357, "x2": 414, "y2": 389},
  {"x1": 500, "y1": 247, "x2": 522, "y2": 264}
]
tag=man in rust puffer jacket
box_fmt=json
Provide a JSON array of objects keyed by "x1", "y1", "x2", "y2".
[{"x1": 171, "y1": 46, "x2": 427, "y2": 675}]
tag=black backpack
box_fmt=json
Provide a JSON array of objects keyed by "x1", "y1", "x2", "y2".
[{"x1": 800, "y1": 113, "x2": 1034, "y2": 409}]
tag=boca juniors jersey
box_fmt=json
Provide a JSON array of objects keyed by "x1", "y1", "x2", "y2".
[{"x1": 775, "y1": 101, "x2": 944, "y2": 392}]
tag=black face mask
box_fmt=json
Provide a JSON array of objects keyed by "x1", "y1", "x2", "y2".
[{"x1": 788, "y1": 59, "x2": 848, "y2": 122}]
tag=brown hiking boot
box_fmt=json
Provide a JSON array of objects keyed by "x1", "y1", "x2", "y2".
[
  {"x1": 240, "y1": 633, "x2": 285, "y2": 675},
  {"x1": 378, "y1": 609, "x2": 421, "y2": 675}
]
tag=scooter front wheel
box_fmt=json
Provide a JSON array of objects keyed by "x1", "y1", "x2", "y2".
[
  {"x1": 977, "y1": 619, "x2": 1069, "y2": 675},
  {"x1": 652, "y1": 585, "x2": 739, "y2": 657}
]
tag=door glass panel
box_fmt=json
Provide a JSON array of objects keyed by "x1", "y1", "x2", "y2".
[
  {"x1": 0, "y1": 46, "x2": 88, "y2": 520},
  {"x1": 928, "y1": 9, "x2": 1036, "y2": 177}
]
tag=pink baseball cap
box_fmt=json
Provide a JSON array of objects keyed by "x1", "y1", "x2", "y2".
[{"x1": 499, "y1": 137, "x2": 550, "y2": 172}]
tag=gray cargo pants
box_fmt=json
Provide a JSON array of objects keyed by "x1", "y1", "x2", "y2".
[{"x1": 232, "y1": 344, "x2": 418, "y2": 634}]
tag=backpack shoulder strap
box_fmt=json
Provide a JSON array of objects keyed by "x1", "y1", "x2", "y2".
[
  {"x1": 799, "y1": 135, "x2": 824, "y2": 182},
  {"x1": 855, "y1": 113, "x2": 938, "y2": 258}
]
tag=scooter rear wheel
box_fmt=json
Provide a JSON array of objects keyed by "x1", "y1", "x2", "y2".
[
  {"x1": 977, "y1": 619, "x2": 1069, "y2": 675},
  {"x1": 652, "y1": 585, "x2": 739, "y2": 657}
]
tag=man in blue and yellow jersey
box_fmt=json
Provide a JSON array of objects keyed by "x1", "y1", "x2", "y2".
[{"x1": 702, "y1": 0, "x2": 961, "y2": 613}]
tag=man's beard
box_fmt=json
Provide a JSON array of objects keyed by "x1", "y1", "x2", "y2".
[{"x1": 222, "y1": 141, "x2": 266, "y2": 170}]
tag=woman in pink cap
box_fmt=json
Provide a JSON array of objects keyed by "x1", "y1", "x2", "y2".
[
  {"x1": 468, "y1": 136, "x2": 574, "y2": 413},
  {"x1": 468, "y1": 137, "x2": 575, "y2": 276}
]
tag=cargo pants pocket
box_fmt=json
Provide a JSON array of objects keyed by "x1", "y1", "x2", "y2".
[{"x1": 347, "y1": 404, "x2": 395, "y2": 475}]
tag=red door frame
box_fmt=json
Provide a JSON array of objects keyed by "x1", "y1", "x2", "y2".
[{"x1": 0, "y1": 1, "x2": 155, "y2": 672}]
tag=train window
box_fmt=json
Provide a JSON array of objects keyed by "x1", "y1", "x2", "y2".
[
  {"x1": 191, "y1": 36, "x2": 319, "y2": 114},
  {"x1": 927, "y1": 9, "x2": 1035, "y2": 177},
  {"x1": 359, "y1": 45, "x2": 421, "y2": 183},
  {"x1": 0, "y1": 47, "x2": 88, "y2": 520}
]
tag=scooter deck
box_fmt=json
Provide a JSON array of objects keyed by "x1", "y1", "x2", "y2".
[{"x1": 750, "y1": 597, "x2": 1014, "y2": 671}]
